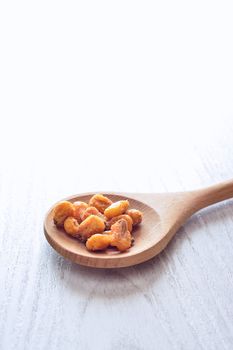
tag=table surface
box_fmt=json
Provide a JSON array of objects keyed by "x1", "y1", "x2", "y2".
[{"x1": 1, "y1": 1, "x2": 233, "y2": 349}]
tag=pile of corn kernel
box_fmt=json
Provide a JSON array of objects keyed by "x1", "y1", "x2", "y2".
[{"x1": 53, "y1": 194, "x2": 143, "y2": 252}]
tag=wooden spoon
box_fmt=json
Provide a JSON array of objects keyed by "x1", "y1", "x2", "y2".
[{"x1": 44, "y1": 179, "x2": 233, "y2": 268}]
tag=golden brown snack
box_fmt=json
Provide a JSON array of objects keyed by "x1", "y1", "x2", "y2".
[
  {"x1": 53, "y1": 195, "x2": 143, "y2": 254},
  {"x1": 126, "y1": 209, "x2": 143, "y2": 226},
  {"x1": 103, "y1": 230, "x2": 112, "y2": 235},
  {"x1": 78, "y1": 215, "x2": 105, "y2": 241},
  {"x1": 64, "y1": 217, "x2": 80, "y2": 237},
  {"x1": 73, "y1": 201, "x2": 88, "y2": 223},
  {"x1": 81, "y1": 206, "x2": 105, "y2": 222},
  {"x1": 110, "y1": 219, "x2": 132, "y2": 251},
  {"x1": 86, "y1": 234, "x2": 112, "y2": 251},
  {"x1": 53, "y1": 201, "x2": 75, "y2": 227},
  {"x1": 104, "y1": 200, "x2": 129, "y2": 219},
  {"x1": 89, "y1": 194, "x2": 112, "y2": 214},
  {"x1": 106, "y1": 214, "x2": 133, "y2": 232}
]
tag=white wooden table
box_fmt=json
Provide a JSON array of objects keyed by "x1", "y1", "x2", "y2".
[{"x1": 1, "y1": 1, "x2": 233, "y2": 349}]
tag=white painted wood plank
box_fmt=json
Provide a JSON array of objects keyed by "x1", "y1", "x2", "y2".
[{"x1": 1, "y1": 1, "x2": 233, "y2": 349}]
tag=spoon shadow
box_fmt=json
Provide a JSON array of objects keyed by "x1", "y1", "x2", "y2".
[
  {"x1": 47, "y1": 246, "x2": 164, "y2": 299},
  {"x1": 47, "y1": 199, "x2": 233, "y2": 299}
]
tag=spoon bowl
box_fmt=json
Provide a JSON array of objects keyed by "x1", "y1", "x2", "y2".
[{"x1": 44, "y1": 179, "x2": 233, "y2": 268}]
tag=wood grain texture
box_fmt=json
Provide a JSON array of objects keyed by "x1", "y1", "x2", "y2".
[
  {"x1": 44, "y1": 180, "x2": 233, "y2": 268},
  {"x1": 1, "y1": 127, "x2": 233, "y2": 350},
  {"x1": 44, "y1": 193, "x2": 159, "y2": 268},
  {"x1": 1, "y1": 1, "x2": 233, "y2": 348}
]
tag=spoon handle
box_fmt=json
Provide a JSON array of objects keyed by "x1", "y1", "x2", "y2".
[{"x1": 193, "y1": 178, "x2": 233, "y2": 210}]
